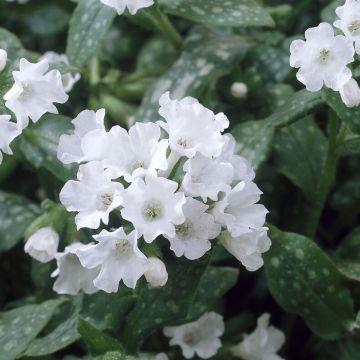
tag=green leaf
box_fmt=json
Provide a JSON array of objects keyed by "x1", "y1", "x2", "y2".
[
  {"x1": 0, "y1": 191, "x2": 41, "y2": 252},
  {"x1": 273, "y1": 117, "x2": 327, "y2": 199},
  {"x1": 322, "y1": 89, "x2": 360, "y2": 134},
  {"x1": 78, "y1": 317, "x2": 124, "y2": 356},
  {"x1": 19, "y1": 114, "x2": 76, "y2": 182},
  {"x1": 232, "y1": 120, "x2": 274, "y2": 171},
  {"x1": 336, "y1": 227, "x2": 360, "y2": 262},
  {"x1": 321, "y1": 0, "x2": 343, "y2": 24},
  {"x1": 338, "y1": 263, "x2": 360, "y2": 282},
  {"x1": 66, "y1": 0, "x2": 116, "y2": 68},
  {"x1": 159, "y1": 0, "x2": 274, "y2": 28},
  {"x1": 0, "y1": 299, "x2": 65, "y2": 359},
  {"x1": 95, "y1": 352, "x2": 138, "y2": 360},
  {"x1": 264, "y1": 226, "x2": 354, "y2": 340},
  {"x1": 134, "y1": 27, "x2": 252, "y2": 123},
  {"x1": 337, "y1": 136, "x2": 360, "y2": 156},
  {"x1": 0, "y1": 27, "x2": 25, "y2": 61}
]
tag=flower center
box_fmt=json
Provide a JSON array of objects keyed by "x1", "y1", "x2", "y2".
[
  {"x1": 100, "y1": 193, "x2": 113, "y2": 207},
  {"x1": 115, "y1": 239, "x2": 132, "y2": 254},
  {"x1": 142, "y1": 200, "x2": 163, "y2": 221},
  {"x1": 131, "y1": 160, "x2": 145, "y2": 173},
  {"x1": 175, "y1": 220, "x2": 192, "y2": 239},
  {"x1": 348, "y1": 20, "x2": 360, "y2": 35},
  {"x1": 319, "y1": 48, "x2": 330, "y2": 63},
  {"x1": 177, "y1": 138, "x2": 188, "y2": 148},
  {"x1": 183, "y1": 332, "x2": 196, "y2": 346},
  {"x1": 21, "y1": 82, "x2": 33, "y2": 98}
]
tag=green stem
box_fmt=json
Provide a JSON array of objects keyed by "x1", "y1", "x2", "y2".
[
  {"x1": 302, "y1": 111, "x2": 339, "y2": 239},
  {"x1": 89, "y1": 57, "x2": 100, "y2": 86},
  {"x1": 145, "y1": 5, "x2": 183, "y2": 49}
]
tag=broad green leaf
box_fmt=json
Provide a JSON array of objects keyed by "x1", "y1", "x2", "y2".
[
  {"x1": 0, "y1": 299, "x2": 65, "y2": 359},
  {"x1": 78, "y1": 317, "x2": 124, "y2": 356},
  {"x1": 336, "y1": 227, "x2": 360, "y2": 262},
  {"x1": 19, "y1": 114, "x2": 76, "y2": 182},
  {"x1": 338, "y1": 263, "x2": 360, "y2": 282},
  {"x1": 322, "y1": 89, "x2": 360, "y2": 134},
  {"x1": 273, "y1": 117, "x2": 327, "y2": 199},
  {"x1": 134, "y1": 27, "x2": 252, "y2": 123},
  {"x1": 321, "y1": 0, "x2": 343, "y2": 23},
  {"x1": 264, "y1": 226, "x2": 354, "y2": 340},
  {"x1": 0, "y1": 28, "x2": 25, "y2": 61},
  {"x1": 337, "y1": 136, "x2": 360, "y2": 156},
  {"x1": 232, "y1": 120, "x2": 274, "y2": 171},
  {"x1": 95, "y1": 352, "x2": 138, "y2": 360},
  {"x1": 24, "y1": 291, "x2": 135, "y2": 356},
  {"x1": 0, "y1": 191, "x2": 41, "y2": 252},
  {"x1": 67, "y1": 0, "x2": 116, "y2": 68},
  {"x1": 231, "y1": 90, "x2": 323, "y2": 171},
  {"x1": 159, "y1": 0, "x2": 274, "y2": 28}
]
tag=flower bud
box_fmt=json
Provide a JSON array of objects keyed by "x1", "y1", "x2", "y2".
[
  {"x1": 230, "y1": 82, "x2": 248, "y2": 99},
  {"x1": 24, "y1": 227, "x2": 59, "y2": 263},
  {"x1": 145, "y1": 257, "x2": 168, "y2": 287},
  {"x1": 340, "y1": 78, "x2": 360, "y2": 107},
  {"x1": 0, "y1": 49, "x2": 7, "y2": 72}
]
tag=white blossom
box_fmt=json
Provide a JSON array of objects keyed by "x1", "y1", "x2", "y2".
[
  {"x1": 24, "y1": 227, "x2": 59, "y2": 263},
  {"x1": 52, "y1": 242, "x2": 100, "y2": 295},
  {"x1": 334, "y1": 0, "x2": 360, "y2": 54},
  {"x1": 0, "y1": 49, "x2": 7, "y2": 72},
  {"x1": 144, "y1": 257, "x2": 168, "y2": 287},
  {"x1": 231, "y1": 82, "x2": 248, "y2": 99},
  {"x1": 77, "y1": 228, "x2": 149, "y2": 292},
  {"x1": 82, "y1": 122, "x2": 168, "y2": 182},
  {"x1": 220, "y1": 230, "x2": 271, "y2": 271},
  {"x1": 4, "y1": 58, "x2": 68, "y2": 129},
  {"x1": 289, "y1": 22, "x2": 354, "y2": 92},
  {"x1": 231, "y1": 313, "x2": 285, "y2": 360},
  {"x1": 158, "y1": 92, "x2": 229, "y2": 158},
  {"x1": 165, "y1": 198, "x2": 220, "y2": 260},
  {"x1": 57, "y1": 109, "x2": 106, "y2": 165},
  {"x1": 164, "y1": 312, "x2": 224, "y2": 359},
  {"x1": 0, "y1": 115, "x2": 21, "y2": 164},
  {"x1": 100, "y1": 0, "x2": 154, "y2": 15},
  {"x1": 218, "y1": 134, "x2": 255, "y2": 182},
  {"x1": 182, "y1": 155, "x2": 234, "y2": 202},
  {"x1": 121, "y1": 174, "x2": 186, "y2": 243},
  {"x1": 39, "y1": 51, "x2": 80, "y2": 92},
  {"x1": 59, "y1": 161, "x2": 123, "y2": 229},
  {"x1": 212, "y1": 181, "x2": 268, "y2": 237},
  {"x1": 340, "y1": 78, "x2": 360, "y2": 107}
]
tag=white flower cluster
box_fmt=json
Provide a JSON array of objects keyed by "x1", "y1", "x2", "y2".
[
  {"x1": 100, "y1": 0, "x2": 154, "y2": 15},
  {"x1": 0, "y1": 52, "x2": 79, "y2": 165},
  {"x1": 163, "y1": 312, "x2": 285, "y2": 360},
  {"x1": 290, "y1": 0, "x2": 360, "y2": 107},
  {"x1": 50, "y1": 92, "x2": 270, "y2": 294}
]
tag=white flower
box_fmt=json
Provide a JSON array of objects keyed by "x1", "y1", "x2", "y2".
[
  {"x1": 0, "y1": 49, "x2": 7, "y2": 72},
  {"x1": 121, "y1": 174, "x2": 186, "y2": 243},
  {"x1": 334, "y1": 0, "x2": 360, "y2": 54},
  {"x1": 220, "y1": 230, "x2": 271, "y2": 271},
  {"x1": 77, "y1": 228, "x2": 149, "y2": 292},
  {"x1": 144, "y1": 257, "x2": 168, "y2": 287},
  {"x1": 57, "y1": 109, "x2": 106, "y2": 165},
  {"x1": 0, "y1": 115, "x2": 21, "y2": 164},
  {"x1": 231, "y1": 82, "x2": 248, "y2": 99},
  {"x1": 340, "y1": 78, "x2": 360, "y2": 107},
  {"x1": 218, "y1": 134, "x2": 255, "y2": 182},
  {"x1": 24, "y1": 227, "x2": 59, "y2": 263},
  {"x1": 6, "y1": 0, "x2": 29, "y2": 3},
  {"x1": 52, "y1": 242, "x2": 100, "y2": 295},
  {"x1": 165, "y1": 198, "x2": 221, "y2": 260},
  {"x1": 158, "y1": 92, "x2": 229, "y2": 158},
  {"x1": 182, "y1": 155, "x2": 234, "y2": 202},
  {"x1": 4, "y1": 58, "x2": 68, "y2": 129},
  {"x1": 140, "y1": 354, "x2": 169, "y2": 360},
  {"x1": 231, "y1": 313, "x2": 285, "y2": 360},
  {"x1": 59, "y1": 161, "x2": 123, "y2": 229},
  {"x1": 39, "y1": 51, "x2": 80, "y2": 92},
  {"x1": 82, "y1": 122, "x2": 168, "y2": 182},
  {"x1": 212, "y1": 181, "x2": 268, "y2": 237},
  {"x1": 289, "y1": 22, "x2": 354, "y2": 92},
  {"x1": 164, "y1": 312, "x2": 224, "y2": 359},
  {"x1": 100, "y1": 0, "x2": 154, "y2": 15}
]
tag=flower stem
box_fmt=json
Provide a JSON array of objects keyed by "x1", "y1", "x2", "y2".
[
  {"x1": 145, "y1": 5, "x2": 183, "y2": 49},
  {"x1": 302, "y1": 110, "x2": 339, "y2": 239}
]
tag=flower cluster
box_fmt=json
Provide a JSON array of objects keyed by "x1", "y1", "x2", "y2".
[
  {"x1": 40, "y1": 91, "x2": 271, "y2": 295},
  {"x1": 290, "y1": 0, "x2": 360, "y2": 107},
  {"x1": 100, "y1": 0, "x2": 154, "y2": 15},
  {"x1": 0, "y1": 52, "x2": 79, "y2": 164}
]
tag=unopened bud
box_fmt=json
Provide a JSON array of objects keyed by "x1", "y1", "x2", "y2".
[
  {"x1": 231, "y1": 82, "x2": 248, "y2": 99},
  {"x1": 340, "y1": 78, "x2": 360, "y2": 107},
  {"x1": 145, "y1": 257, "x2": 168, "y2": 287},
  {"x1": 0, "y1": 49, "x2": 7, "y2": 72}
]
